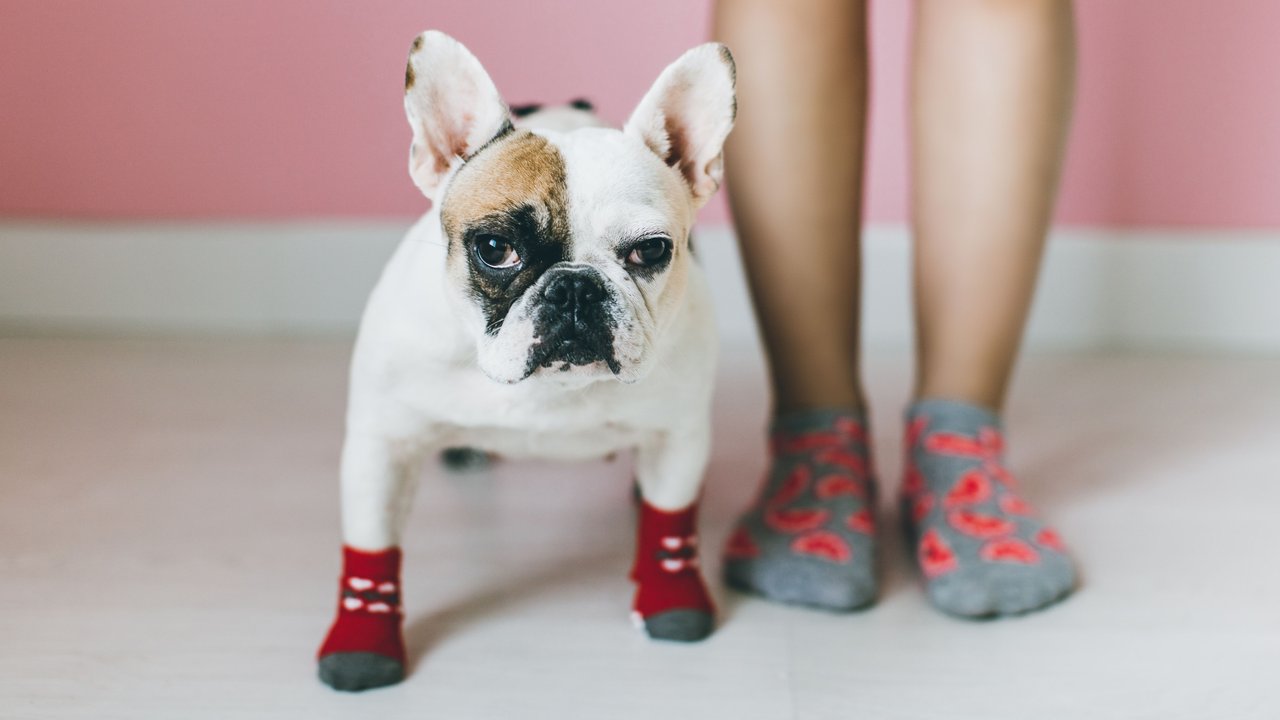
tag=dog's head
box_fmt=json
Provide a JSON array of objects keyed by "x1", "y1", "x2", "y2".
[{"x1": 403, "y1": 31, "x2": 735, "y2": 385}]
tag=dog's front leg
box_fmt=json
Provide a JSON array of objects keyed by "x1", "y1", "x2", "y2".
[
  {"x1": 317, "y1": 431, "x2": 428, "y2": 692},
  {"x1": 631, "y1": 426, "x2": 715, "y2": 642}
]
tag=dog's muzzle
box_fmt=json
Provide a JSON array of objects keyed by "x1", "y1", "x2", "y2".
[{"x1": 524, "y1": 266, "x2": 621, "y2": 376}]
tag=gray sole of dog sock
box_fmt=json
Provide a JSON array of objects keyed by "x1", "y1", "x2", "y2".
[
  {"x1": 318, "y1": 652, "x2": 405, "y2": 692},
  {"x1": 643, "y1": 609, "x2": 714, "y2": 642}
]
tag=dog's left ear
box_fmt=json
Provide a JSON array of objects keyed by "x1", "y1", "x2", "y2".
[
  {"x1": 625, "y1": 43, "x2": 736, "y2": 207},
  {"x1": 404, "y1": 31, "x2": 511, "y2": 200}
]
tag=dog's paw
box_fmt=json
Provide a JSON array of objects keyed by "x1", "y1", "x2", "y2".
[
  {"x1": 440, "y1": 447, "x2": 493, "y2": 471},
  {"x1": 317, "y1": 652, "x2": 405, "y2": 692},
  {"x1": 641, "y1": 609, "x2": 714, "y2": 643}
]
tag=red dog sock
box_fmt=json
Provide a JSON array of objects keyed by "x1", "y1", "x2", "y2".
[
  {"x1": 630, "y1": 500, "x2": 715, "y2": 642},
  {"x1": 316, "y1": 546, "x2": 406, "y2": 691}
]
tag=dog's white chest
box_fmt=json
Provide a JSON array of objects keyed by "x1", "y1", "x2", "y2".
[
  {"x1": 446, "y1": 423, "x2": 641, "y2": 461},
  {"x1": 422, "y1": 370, "x2": 655, "y2": 460}
]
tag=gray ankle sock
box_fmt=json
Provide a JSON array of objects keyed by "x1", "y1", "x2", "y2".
[
  {"x1": 724, "y1": 408, "x2": 879, "y2": 611},
  {"x1": 903, "y1": 399, "x2": 1077, "y2": 617}
]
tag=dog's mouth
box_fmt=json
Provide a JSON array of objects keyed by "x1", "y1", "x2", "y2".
[
  {"x1": 522, "y1": 330, "x2": 622, "y2": 380},
  {"x1": 512, "y1": 266, "x2": 625, "y2": 382}
]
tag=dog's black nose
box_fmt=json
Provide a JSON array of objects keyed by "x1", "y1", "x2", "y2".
[{"x1": 542, "y1": 272, "x2": 605, "y2": 310}]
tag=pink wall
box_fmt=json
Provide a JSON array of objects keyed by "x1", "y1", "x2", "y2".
[{"x1": 2, "y1": 0, "x2": 1278, "y2": 228}]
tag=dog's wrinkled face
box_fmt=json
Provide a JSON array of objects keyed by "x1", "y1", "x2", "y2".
[
  {"x1": 440, "y1": 128, "x2": 690, "y2": 384},
  {"x1": 403, "y1": 32, "x2": 735, "y2": 385}
]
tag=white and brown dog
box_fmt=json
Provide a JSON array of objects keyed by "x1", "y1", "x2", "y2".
[{"x1": 317, "y1": 31, "x2": 736, "y2": 691}]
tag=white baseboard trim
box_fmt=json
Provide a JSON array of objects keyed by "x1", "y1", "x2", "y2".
[{"x1": 1, "y1": 221, "x2": 1277, "y2": 351}]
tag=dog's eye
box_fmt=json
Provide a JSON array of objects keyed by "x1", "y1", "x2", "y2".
[
  {"x1": 625, "y1": 237, "x2": 671, "y2": 267},
  {"x1": 474, "y1": 235, "x2": 521, "y2": 269}
]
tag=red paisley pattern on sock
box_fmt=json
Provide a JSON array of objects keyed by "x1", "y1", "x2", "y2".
[
  {"x1": 948, "y1": 509, "x2": 1017, "y2": 538},
  {"x1": 318, "y1": 546, "x2": 406, "y2": 665},
  {"x1": 815, "y1": 474, "x2": 865, "y2": 499},
  {"x1": 980, "y1": 537, "x2": 1041, "y2": 564},
  {"x1": 918, "y1": 528, "x2": 958, "y2": 578},
  {"x1": 767, "y1": 465, "x2": 811, "y2": 507},
  {"x1": 926, "y1": 428, "x2": 1018, "y2": 490},
  {"x1": 631, "y1": 500, "x2": 714, "y2": 621},
  {"x1": 814, "y1": 447, "x2": 868, "y2": 475},
  {"x1": 999, "y1": 494, "x2": 1036, "y2": 515},
  {"x1": 846, "y1": 508, "x2": 876, "y2": 534},
  {"x1": 1035, "y1": 528, "x2": 1067, "y2": 552},
  {"x1": 833, "y1": 416, "x2": 869, "y2": 443},
  {"x1": 765, "y1": 506, "x2": 831, "y2": 533},
  {"x1": 902, "y1": 465, "x2": 925, "y2": 496},
  {"x1": 944, "y1": 470, "x2": 993, "y2": 508},
  {"x1": 905, "y1": 416, "x2": 928, "y2": 450},
  {"x1": 925, "y1": 430, "x2": 994, "y2": 457},
  {"x1": 911, "y1": 493, "x2": 935, "y2": 523},
  {"x1": 729, "y1": 415, "x2": 876, "y2": 571},
  {"x1": 905, "y1": 415, "x2": 1070, "y2": 577},
  {"x1": 791, "y1": 531, "x2": 853, "y2": 563}
]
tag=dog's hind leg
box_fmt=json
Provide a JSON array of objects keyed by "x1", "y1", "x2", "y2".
[
  {"x1": 317, "y1": 431, "x2": 429, "y2": 692},
  {"x1": 630, "y1": 427, "x2": 715, "y2": 642}
]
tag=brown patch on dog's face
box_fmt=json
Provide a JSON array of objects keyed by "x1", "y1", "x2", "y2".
[
  {"x1": 404, "y1": 62, "x2": 415, "y2": 90},
  {"x1": 440, "y1": 131, "x2": 572, "y2": 334},
  {"x1": 441, "y1": 131, "x2": 566, "y2": 238}
]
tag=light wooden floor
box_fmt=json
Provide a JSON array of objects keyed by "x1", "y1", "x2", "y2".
[{"x1": 2, "y1": 337, "x2": 1277, "y2": 719}]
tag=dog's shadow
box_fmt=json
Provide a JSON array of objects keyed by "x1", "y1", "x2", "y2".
[
  {"x1": 404, "y1": 552, "x2": 748, "y2": 668},
  {"x1": 404, "y1": 547, "x2": 612, "y2": 667},
  {"x1": 403, "y1": 476, "x2": 746, "y2": 668}
]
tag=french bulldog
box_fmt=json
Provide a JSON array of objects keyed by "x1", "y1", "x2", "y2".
[{"x1": 317, "y1": 30, "x2": 736, "y2": 691}]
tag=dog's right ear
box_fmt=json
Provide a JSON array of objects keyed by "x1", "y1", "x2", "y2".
[
  {"x1": 404, "y1": 31, "x2": 511, "y2": 200},
  {"x1": 625, "y1": 43, "x2": 736, "y2": 208}
]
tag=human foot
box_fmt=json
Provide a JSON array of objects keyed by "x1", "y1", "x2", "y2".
[
  {"x1": 724, "y1": 409, "x2": 879, "y2": 611},
  {"x1": 902, "y1": 399, "x2": 1077, "y2": 617}
]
